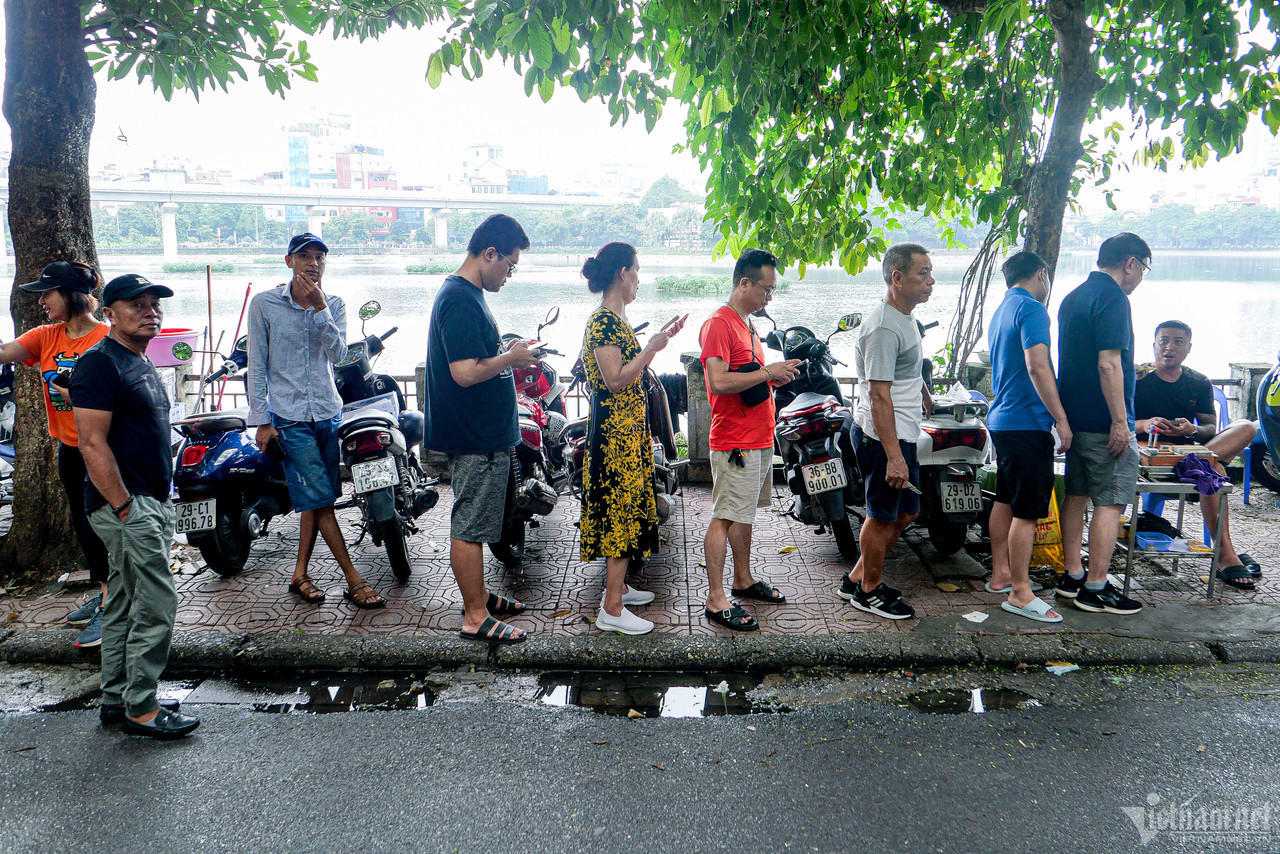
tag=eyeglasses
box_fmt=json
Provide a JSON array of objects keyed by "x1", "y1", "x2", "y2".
[
  {"x1": 497, "y1": 251, "x2": 517, "y2": 276},
  {"x1": 754, "y1": 280, "x2": 776, "y2": 296},
  {"x1": 1137, "y1": 258, "x2": 1151, "y2": 273}
]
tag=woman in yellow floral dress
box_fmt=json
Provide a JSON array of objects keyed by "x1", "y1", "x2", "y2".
[{"x1": 579, "y1": 242, "x2": 687, "y2": 635}]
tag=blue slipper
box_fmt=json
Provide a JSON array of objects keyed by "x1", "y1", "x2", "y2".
[
  {"x1": 984, "y1": 579, "x2": 1044, "y2": 594},
  {"x1": 1000, "y1": 596, "x2": 1063, "y2": 623}
]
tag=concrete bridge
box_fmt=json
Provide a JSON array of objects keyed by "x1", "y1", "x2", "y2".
[{"x1": 0, "y1": 181, "x2": 624, "y2": 260}]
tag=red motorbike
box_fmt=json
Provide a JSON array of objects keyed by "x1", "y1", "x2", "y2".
[{"x1": 491, "y1": 308, "x2": 565, "y2": 566}]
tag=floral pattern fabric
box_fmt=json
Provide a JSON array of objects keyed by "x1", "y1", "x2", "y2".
[{"x1": 578, "y1": 307, "x2": 660, "y2": 561}]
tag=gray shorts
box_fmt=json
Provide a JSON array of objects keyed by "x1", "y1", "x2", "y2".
[
  {"x1": 710, "y1": 448, "x2": 773, "y2": 525},
  {"x1": 1064, "y1": 431, "x2": 1139, "y2": 506},
  {"x1": 448, "y1": 452, "x2": 511, "y2": 543}
]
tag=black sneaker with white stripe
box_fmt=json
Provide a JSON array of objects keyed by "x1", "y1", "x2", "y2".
[
  {"x1": 838, "y1": 575, "x2": 901, "y2": 604},
  {"x1": 1054, "y1": 572, "x2": 1087, "y2": 600},
  {"x1": 1072, "y1": 582, "x2": 1143, "y2": 615},
  {"x1": 848, "y1": 582, "x2": 915, "y2": 620}
]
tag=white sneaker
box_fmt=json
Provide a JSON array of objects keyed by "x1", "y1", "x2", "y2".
[
  {"x1": 620, "y1": 585, "x2": 656, "y2": 606},
  {"x1": 596, "y1": 606, "x2": 654, "y2": 635}
]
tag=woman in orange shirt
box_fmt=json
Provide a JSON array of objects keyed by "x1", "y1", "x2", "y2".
[{"x1": 0, "y1": 262, "x2": 110, "y2": 647}]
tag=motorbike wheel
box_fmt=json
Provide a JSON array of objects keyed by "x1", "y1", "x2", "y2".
[
  {"x1": 488, "y1": 455, "x2": 527, "y2": 566},
  {"x1": 831, "y1": 516, "x2": 860, "y2": 562},
  {"x1": 194, "y1": 507, "x2": 250, "y2": 577},
  {"x1": 380, "y1": 518, "x2": 412, "y2": 582},
  {"x1": 1251, "y1": 446, "x2": 1280, "y2": 494},
  {"x1": 926, "y1": 513, "x2": 970, "y2": 556}
]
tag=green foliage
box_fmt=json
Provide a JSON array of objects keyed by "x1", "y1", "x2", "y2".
[
  {"x1": 425, "y1": 0, "x2": 1280, "y2": 273},
  {"x1": 406, "y1": 262, "x2": 455, "y2": 273},
  {"x1": 655, "y1": 274, "x2": 789, "y2": 295},
  {"x1": 1074, "y1": 203, "x2": 1280, "y2": 249},
  {"x1": 640, "y1": 175, "x2": 698, "y2": 209},
  {"x1": 163, "y1": 262, "x2": 235, "y2": 273}
]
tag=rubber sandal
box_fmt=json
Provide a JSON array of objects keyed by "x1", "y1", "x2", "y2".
[
  {"x1": 459, "y1": 592, "x2": 526, "y2": 617},
  {"x1": 343, "y1": 582, "x2": 385, "y2": 610},
  {"x1": 288, "y1": 579, "x2": 326, "y2": 603},
  {"x1": 1000, "y1": 596, "x2": 1063, "y2": 623},
  {"x1": 704, "y1": 605, "x2": 758, "y2": 632},
  {"x1": 1237, "y1": 553, "x2": 1262, "y2": 579},
  {"x1": 730, "y1": 580, "x2": 786, "y2": 604},
  {"x1": 459, "y1": 615, "x2": 527, "y2": 645},
  {"x1": 1216, "y1": 565, "x2": 1257, "y2": 592},
  {"x1": 984, "y1": 579, "x2": 1044, "y2": 594}
]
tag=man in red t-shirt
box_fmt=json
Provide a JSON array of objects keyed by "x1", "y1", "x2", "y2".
[{"x1": 698, "y1": 249, "x2": 802, "y2": 631}]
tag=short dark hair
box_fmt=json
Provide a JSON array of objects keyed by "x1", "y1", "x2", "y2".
[
  {"x1": 1001, "y1": 250, "x2": 1047, "y2": 288},
  {"x1": 882, "y1": 242, "x2": 929, "y2": 285},
  {"x1": 1154, "y1": 320, "x2": 1192, "y2": 339},
  {"x1": 61, "y1": 287, "x2": 98, "y2": 316},
  {"x1": 1097, "y1": 232, "x2": 1151, "y2": 270},
  {"x1": 732, "y1": 248, "x2": 778, "y2": 288},
  {"x1": 581, "y1": 242, "x2": 637, "y2": 294},
  {"x1": 466, "y1": 214, "x2": 530, "y2": 257}
]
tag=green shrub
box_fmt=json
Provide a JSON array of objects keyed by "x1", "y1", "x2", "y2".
[
  {"x1": 163, "y1": 262, "x2": 234, "y2": 273},
  {"x1": 654, "y1": 274, "x2": 789, "y2": 295},
  {"x1": 406, "y1": 262, "x2": 455, "y2": 274}
]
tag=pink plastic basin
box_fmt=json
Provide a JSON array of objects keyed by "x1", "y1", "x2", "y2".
[{"x1": 145, "y1": 328, "x2": 199, "y2": 367}]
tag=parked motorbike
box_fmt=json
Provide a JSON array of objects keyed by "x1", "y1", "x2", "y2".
[
  {"x1": 913, "y1": 321, "x2": 990, "y2": 555},
  {"x1": 757, "y1": 309, "x2": 862, "y2": 561},
  {"x1": 490, "y1": 310, "x2": 563, "y2": 566},
  {"x1": 561, "y1": 320, "x2": 687, "y2": 525},
  {"x1": 334, "y1": 301, "x2": 438, "y2": 581},
  {"x1": 1253, "y1": 350, "x2": 1280, "y2": 493},
  {"x1": 0, "y1": 363, "x2": 14, "y2": 507}
]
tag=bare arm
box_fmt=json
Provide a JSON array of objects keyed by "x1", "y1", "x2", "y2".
[
  {"x1": 449, "y1": 342, "x2": 540, "y2": 389},
  {"x1": 595, "y1": 314, "x2": 687, "y2": 394},
  {"x1": 704, "y1": 356, "x2": 802, "y2": 395},
  {"x1": 73, "y1": 407, "x2": 131, "y2": 518},
  {"x1": 1024, "y1": 342, "x2": 1072, "y2": 452},
  {"x1": 1097, "y1": 349, "x2": 1130, "y2": 456},
  {"x1": 0, "y1": 340, "x2": 32, "y2": 364},
  {"x1": 869, "y1": 380, "x2": 909, "y2": 488}
]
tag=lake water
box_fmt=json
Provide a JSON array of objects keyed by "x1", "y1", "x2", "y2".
[{"x1": 4, "y1": 249, "x2": 1276, "y2": 382}]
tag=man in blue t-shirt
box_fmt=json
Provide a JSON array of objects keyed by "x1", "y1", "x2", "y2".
[
  {"x1": 1054, "y1": 232, "x2": 1152, "y2": 617},
  {"x1": 985, "y1": 251, "x2": 1071, "y2": 623},
  {"x1": 425, "y1": 214, "x2": 540, "y2": 645}
]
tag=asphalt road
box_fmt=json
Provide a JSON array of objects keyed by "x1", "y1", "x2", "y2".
[{"x1": 2, "y1": 667, "x2": 1278, "y2": 854}]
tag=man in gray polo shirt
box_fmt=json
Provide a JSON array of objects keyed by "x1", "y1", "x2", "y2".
[{"x1": 840, "y1": 243, "x2": 933, "y2": 621}]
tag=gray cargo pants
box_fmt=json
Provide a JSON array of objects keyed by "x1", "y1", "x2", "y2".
[{"x1": 90, "y1": 494, "x2": 177, "y2": 717}]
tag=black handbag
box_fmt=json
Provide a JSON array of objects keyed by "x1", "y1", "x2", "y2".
[{"x1": 729, "y1": 362, "x2": 771, "y2": 407}]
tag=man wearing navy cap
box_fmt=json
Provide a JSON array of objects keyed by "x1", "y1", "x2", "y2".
[
  {"x1": 247, "y1": 234, "x2": 385, "y2": 609},
  {"x1": 72, "y1": 273, "x2": 201, "y2": 738}
]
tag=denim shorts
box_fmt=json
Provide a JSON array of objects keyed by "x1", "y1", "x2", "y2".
[
  {"x1": 853, "y1": 426, "x2": 921, "y2": 523},
  {"x1": 272, "y1": 413, "x2": 342, "y2": 512}
]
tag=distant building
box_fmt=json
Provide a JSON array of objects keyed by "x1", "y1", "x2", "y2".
[{"x1": 509, "y1": 173, "x2": 549, "y2": 195}]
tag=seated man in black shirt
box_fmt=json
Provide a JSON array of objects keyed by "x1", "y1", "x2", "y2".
[{"x1": 1134, "y1": 320, "x2": 1260, "y2": 589}]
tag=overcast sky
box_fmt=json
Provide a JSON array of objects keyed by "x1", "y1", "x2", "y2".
[{"x1": 1, "y1": 11, "x2": 1277, "y2": 211}]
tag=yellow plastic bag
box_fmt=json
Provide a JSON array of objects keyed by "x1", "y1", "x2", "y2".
[{"x1": 1031, "y1": 491, "x2": 1065, "y2": 574}]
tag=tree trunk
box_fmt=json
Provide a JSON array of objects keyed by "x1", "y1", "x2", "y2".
[
  {"x1": 1, "y1": 0, "x2": 98, "y2": 580},
  {"x1": 1023, "y1": 0, "x2": 1101, "y2": 279}
]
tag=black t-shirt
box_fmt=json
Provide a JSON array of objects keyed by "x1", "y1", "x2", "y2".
[
  {"x1": 1057, "y1": 271, "x2": 1135, "y2": 433},
  {"x1": 425, "y1": 275, "x2": 518, "y2": 454},
  {"x1": 69, "y1": 337, "x2": 174, "y2": 511},
  {"x1": 1134, "y1": 367, "x2": 1214, "y2": 445}
]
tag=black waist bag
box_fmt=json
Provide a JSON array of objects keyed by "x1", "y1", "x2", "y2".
[{"x1": 729, "y1": 362, "x2": 771, "y2": 407}]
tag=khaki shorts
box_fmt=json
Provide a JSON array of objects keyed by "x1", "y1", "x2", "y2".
[
  {"x1": 710, "y1": 448, "x2": 773, "y2": 524},
  {"x1": 1064, "y1": 431, "x2": 1139, "y2": 507}
]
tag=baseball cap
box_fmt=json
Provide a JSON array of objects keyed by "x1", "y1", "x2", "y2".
[
  {"x1": 287, "y1": 233, "x2": 329, "y2": 255},
  {"x1": 102, "y1": 273, "x2": 175, "y2": 305},
  {"x1": 20, "y1": 262, "x2": 97, "y2": 294}
]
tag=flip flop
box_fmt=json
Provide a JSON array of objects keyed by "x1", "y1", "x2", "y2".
[
  {"x1": 1216, "y1": 565, "x2": 1257, "y2": 592},
  {"x1": 288, "y1": 579, "x2": 326, "y2": 603},
  {"x1": 1237, "y1": 553, "x2": 1262, "y2": 579},
  {"x1": 459, "y1": 592, "x2": 526, "y2": 617},
  {"x1": 1000, "y1": 596, "x2": 1063, "y2": 623},
  {"x1": 459, "y1": 615, "x2": 527, "y2": 645},
  {"x1": 705, "y1": 605, "x2": 758, "y2": 632},
  {"x1": 343, "y1": 582, "x2": 385, "y2": 610},
  {"x1": 730, "y1": 580, "x2": 787, "y2": 604},
  {"x1": 984, "y1": 579, "x2": 1044, "y2": 594}
]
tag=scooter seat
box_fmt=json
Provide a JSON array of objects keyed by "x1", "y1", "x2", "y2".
[
  {"x1": 339, "y1": 409, "x2": 397, "y2": 438},
  {"x1": 779, "y1": 392, "x2": 835, "y2": 418},
  {"x1": 561, "y1": 416, "x2": 588, "y2": 441},
  {"x1": 177, "y1": 409, "x2": 249, "y2": 437}
]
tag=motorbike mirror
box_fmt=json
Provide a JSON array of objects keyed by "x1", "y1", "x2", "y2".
[
  {"x1": 233, "y1": 334, "x2": 249, "y2": 352},
  {"x1": 358, "y1": 300, "x2": 382, "y2": 321},
  {"x1": 752, "y1": 307, "x2": 777, "y2": 331},
  {"x1": 543, "y1": 306, "x2": 560, "y2": 327},
  {"x1": 836, "y1": 313, "x2": 862, "y2": 333}
]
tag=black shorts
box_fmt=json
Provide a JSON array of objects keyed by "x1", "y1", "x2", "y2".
[
  {"x1": 853, "y1": 426, "x2": 920, "y2": 523},
  {"x1": 992, "y1": 429, "x2": 1054, "y2": 520}
]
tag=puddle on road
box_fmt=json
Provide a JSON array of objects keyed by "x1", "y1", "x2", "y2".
[
  {"x1": 904, "y1": 688, "x2": 1042, "y2": 714},
  {"x1": 535, "y1": 671, "x2": 790, "y2": 718},
  {"x1": 186, "y1": 675, "x2": 436, "y2": 714}
]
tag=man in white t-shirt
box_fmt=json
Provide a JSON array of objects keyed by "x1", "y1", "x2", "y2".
[{"x1": 840, "y1": 243, "x2": 933, "y2": 620}]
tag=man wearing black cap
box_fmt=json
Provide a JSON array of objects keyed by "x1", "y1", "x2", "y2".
[
  {"x1": 71, "y1": 273, "x2": 200, "y2": 739},
  {"x1": 247, "y1": 233, "x2": 385, "y2": 609}
]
